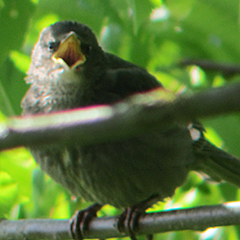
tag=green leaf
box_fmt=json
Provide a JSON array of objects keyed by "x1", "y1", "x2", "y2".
[
  {"x1": 127, "y1": 0, "x2": 154, "y2": 34},
  {"x1": 0, "y1": 57, "x2": 28, "y2": 116},
  {"x1": 0, "y1": 0, "x2": 36, "y2": 63}
]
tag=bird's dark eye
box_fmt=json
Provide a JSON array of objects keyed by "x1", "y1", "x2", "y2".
[
  {"x1": 48, "y1": 41, "x2": 59, "y2": 52},
  {"x1": 81, "y1": 43, "x2": 92, "y2": 55}
]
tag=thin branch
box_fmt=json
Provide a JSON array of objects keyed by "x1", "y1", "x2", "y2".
[
  {"x1": 180, "y1": 59, "x2": 240, "y2": 76},
  {"x1": 0, "y1": 83, "x2": 240, "y2": 151},
  {"x1": 1, "y1": 202, "x2": 240, "y2": 240}
]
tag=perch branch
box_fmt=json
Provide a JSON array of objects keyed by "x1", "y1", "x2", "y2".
[
  {"x1": 0, "y1": 83, "x2": 240, "y2": 151},
  {"x1": 1, "y1": 202, "x2": 240, "y2": 240}
]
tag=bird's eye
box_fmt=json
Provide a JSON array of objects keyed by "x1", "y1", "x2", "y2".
[
  {"x1": 81, "y1": 43, "x2": 92, "y2": 55},
  {"x1": 48, "y1": 42, "x2": 59, "y2": 52}
]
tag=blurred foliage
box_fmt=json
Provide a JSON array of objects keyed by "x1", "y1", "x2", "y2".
[{"x1": 0, "y1": 0, "x2": 240, "y2": 239}]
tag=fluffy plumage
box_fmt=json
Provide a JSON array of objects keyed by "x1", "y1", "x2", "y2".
[{"x1": 22, "y1": 21, "x2": 240, "y2": 209}]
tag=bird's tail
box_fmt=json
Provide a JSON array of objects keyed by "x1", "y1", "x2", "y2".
[{"x1": 193, "y1": 141, "x2": 240, "y2": 188}]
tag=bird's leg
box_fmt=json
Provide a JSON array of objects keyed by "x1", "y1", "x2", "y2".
[
  {"x1": 117, "y1": 206, "x2": 142, "y2": 240},
  {"x1": 146, "y1": 234, "x2": 153, "y2": 240},
  {"x1": 69, "y1": 203, "x2": 103, "y2": 240},
  {"x1": 117, "y1": 195, "x2": 158, "y2": 240}
]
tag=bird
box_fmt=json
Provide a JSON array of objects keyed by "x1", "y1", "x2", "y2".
[{"x1": 21, "y1": 21, "x2": 240, "y2": 239}]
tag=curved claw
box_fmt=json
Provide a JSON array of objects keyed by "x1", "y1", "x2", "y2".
[
  {"x1": 69, "y1": 203, "x2": 102, "y2": 240},
  {"x1": 117, "y1": 207, "x2": 143, "y2": 240},
  {"x1": 117, "y1": 196, "x2": 159, "y2": 240}
]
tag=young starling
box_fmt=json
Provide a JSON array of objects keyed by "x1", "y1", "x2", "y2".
[{"x1": 22, "y1": 21, "x2": 240, "y2": 239}]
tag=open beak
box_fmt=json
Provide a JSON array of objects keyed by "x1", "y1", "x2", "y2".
[{"x1": 52, "y1": 31, "x2": 86, "y2": 70}]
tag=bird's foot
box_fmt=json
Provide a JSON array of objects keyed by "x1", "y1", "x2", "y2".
[
  {"x1": 146, "y1": 234, "x2": 153, "y2": 240},
  {"x1": 117, "y1": 196, "x2": 158, "y2": 240},
  {"x1": 117, "y1": 206, "x2": 144, "y2": 240},
  {"x1": 69, "y1": 203, "x2": 102, "y2": 240}
]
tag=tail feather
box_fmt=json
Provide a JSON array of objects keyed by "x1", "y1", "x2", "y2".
[{"x1": 193, "y1": 141, "x2": 240, "y2": 187}]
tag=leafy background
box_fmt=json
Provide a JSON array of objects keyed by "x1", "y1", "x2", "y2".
[{"x1": 0, "y1": 0, "x2": 240, "y2": 239}]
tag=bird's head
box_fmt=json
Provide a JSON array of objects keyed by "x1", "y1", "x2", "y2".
[
  {"x1": 22, "y1": 21, "x2": 108, "y2": 113},
  {"x1": 27, "y1": 21, "x2": 106, "y2": 86}
]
